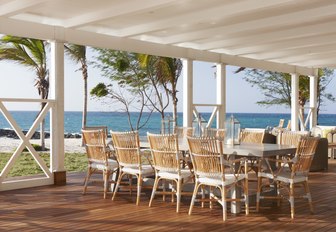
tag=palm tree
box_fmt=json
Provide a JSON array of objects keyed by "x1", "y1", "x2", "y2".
[
  {"x1": 139, "y1": 55, "x2": 182, "y2": 127},
  {"x1": 64, "y1": 44, "x2": 88, "y2": 144},
  {"x1": 0, "y1": 35, "x2": 48, "y2": 149}
]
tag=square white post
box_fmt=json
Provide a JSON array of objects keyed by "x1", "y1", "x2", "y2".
[
  {"x1": 291, "y1": 73, "x2": 299, "y2": 131},
  {"x1": 216, "y1": 63, "x2": 226, "y2": 129},
  {"x1": 309, "y1": 70, "x2": 318, "y2": 129},
  {"x1": 183, "y1": 59, "x2": 193, "y2": 127},
  {"x1": 50, "y1": 41, "x2": 65, "y2": 183}
]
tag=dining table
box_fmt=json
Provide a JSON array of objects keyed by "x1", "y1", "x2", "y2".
[{"x1": 141, "y1": 138, "x2": 297, "y2": 214}]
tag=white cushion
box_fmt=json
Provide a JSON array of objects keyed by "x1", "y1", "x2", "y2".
[
  {"x1": 198, "y1": 174, "x2": 245, "y2": 187},
  {"x1": 89, "y1": 159, "x2": 118, "y2": 170},
  {"x1": 157, "y1": 169, "x2": 193, "y2": 180},
  {"x1": 122, "y1": 164, "x2": 154, "y2": 176}
]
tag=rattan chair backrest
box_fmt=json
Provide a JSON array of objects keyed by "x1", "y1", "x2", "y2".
[
  {"x1": 174, "y1": 127, "x2": 194, "y2": 138},
  {"x1": 240, "y1": 130, "x2": 265, "y2": 144},
  {"x1": 279, "y1": 130, "x2": 309, "y2": 147},
  {"x1": 111, "y1": 130, "x2": 141, "y2": 166},
  {"x1": 83, "y1": 126, "x2": 108, "y2": 139},
  {"x1": 292, "y1": 137, "x2": 319, "y2": 175},
  {"x1": 147, "y1": 133, "x2": 180, "y2": 172},
  {"x1": 187, "y1": 136, "x2": 226, "y2": 179},
  {"x1": 82, "y1": 129, "x2": 109, "y2": 163}
]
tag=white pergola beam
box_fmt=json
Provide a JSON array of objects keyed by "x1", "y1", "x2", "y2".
[
  {"x1": 291, "y1": 73, "x2": 299, "y2": 131},
  {"x1": 0, "y1": 0, "x2": 50, "y2": 17},
  {"x1": 199, "y1": 21, "x2": 336, "y2": 51},
  {"x1": 183, "y1": 59, "x2": 193, "y2": 127},
  {"x1": 242, "y1": 42, "x2": 336, "y2": 61},
  {"x1": 310, "y1": 71, "x2": 318, "y2": 129},
  {"x1": 216, "y1": 64, "x2": 226, "y2": 129},
  {"x1": 161, "y1": 3, "x2": 336, "y2": 46},
  {"x1": 228, "y1": 33, "x2": 336, "y2": 57},
  {"x1": 0, "y1": 18, "x2": 316, "y2": 76},
  {"x1": 65, "y1": 0, "x2": 176, "y2": 28},
  {"x1": 118, "y1": 0, "x2": 288, "y2": 37}
]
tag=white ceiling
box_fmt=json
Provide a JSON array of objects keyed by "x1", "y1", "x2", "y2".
[{"x1": 1, "y1": 0, "x2": 336, "y2": 75}]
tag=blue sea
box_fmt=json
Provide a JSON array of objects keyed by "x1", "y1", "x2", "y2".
[{"x1": 0, "y1": 111, "x2": 335, "y2": 136}]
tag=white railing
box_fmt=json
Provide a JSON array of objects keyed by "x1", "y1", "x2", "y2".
[
  {"x1": 298, "y1": 106, "x2": 314, "y2": 131},
  {"x1": 0, "y1": 98, "x2": 56, "y2": 191},
  {"x1": 192, "y1": 104, "x2": 222, "y2": 135}
]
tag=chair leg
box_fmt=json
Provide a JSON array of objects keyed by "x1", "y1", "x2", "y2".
[
  {"x1": 149, "y1": 176, "x2": 160, "y2": 207},
  {"x1": 136, "y1": 175, "x2": 143, "y2": 206},
  {"x1": 245, "y1": 177, "x2": 249, "y2": 215},
  {"x1": 112, "y1": 172, "x2": 124, "y2": 201},
  {"x1": 304, "y1": 181, "x2": 314, "y2": 213},
  {"x1": 222, "y1": 187, "x2": 227, "y2": 221},
  {"x1": 289, "y1": 183, "x2": 295, "y2": 219},
  {"x1": 83, "y1": 168, "x2": 93, "y2": 195},
  {"x1": 176, "y1": 178, "x2": 182, "y2": 213},
  {"x1": 189, "y1": 183, "x2": 200, "y2": 216},
  {"x1": 256, "y1": 175, "x2": 262, "y2": 212},
  {"x1": 201, "y1": 186, "x2": 205, "y2": 208},
  {"x1": 103, "y1": 170, "x2": 110, "y2": 199},
  {"x1": 162, "y1": 179, "x2": 166, "y2": 202},
  {"x1": 209, "y1": 186, "x2": 213, "y2": 209}
]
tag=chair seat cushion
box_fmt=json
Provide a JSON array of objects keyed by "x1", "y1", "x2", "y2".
[
  {"x1": 198, "y1": 174, "x2": 245, "y2": 187},
  {"x1": 89, "y1": 159, "x2": 118, "y2": 170},
  {"x1": 122, "y1": 164, "x2": 154, "y2": 176},
  {"x1": 259, "y1": 170, "x2": 308, "y2": 184},
  {"x1": 157, "y1": 169, "x2": 193, "y2": 180}
]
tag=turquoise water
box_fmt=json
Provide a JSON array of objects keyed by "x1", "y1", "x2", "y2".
[{"x1": 0, "y1": 111, "x2": 335, "y2": 136}]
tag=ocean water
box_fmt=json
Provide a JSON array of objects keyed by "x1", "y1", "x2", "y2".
[{"x1": 0, "y1": 111, "x2": 335, "y2": 136}]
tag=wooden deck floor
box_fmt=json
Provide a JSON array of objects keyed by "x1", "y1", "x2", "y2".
[{"x1": 1, "y1": 160, "x2": 336, "y2": 231}]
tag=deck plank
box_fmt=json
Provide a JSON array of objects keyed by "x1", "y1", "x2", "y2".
[{"x1": 0, "y1": 160, "x2": 335, "y2": 231}]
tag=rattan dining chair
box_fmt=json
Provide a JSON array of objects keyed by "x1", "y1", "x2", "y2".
[
  {"x1": 147, "y1": 133, "x2": 193, "y2": 212},
  {"x1": 256, "y1": 137, "x2": 319, "y2": 219},
  {"x1": 240, "y1": 129, "x2": 265, "y2": 144},
  {"x1": 240, "y1": 129, "x2": 265, "y2": 175},
  {"x1": 82, "y1": 129, "x2": 119, "y2": 199},
  {"x1": 187, "y1": 136, "x2": 249, "y2": 221},
  {"x1": 111, "y1": 130, "x2": 154, "y2": 205},
  {"x1": 278, "y1": 130, "x2": 309, "y2": 147},
  {"x1": 202, "y1": 128, "x2": 226, "y2": 141},
  {"x1": 174, "y1": 126, "x2": 194, "y2": 137}
]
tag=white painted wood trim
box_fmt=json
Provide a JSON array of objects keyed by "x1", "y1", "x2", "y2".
[
  {"x1": 216, "y1": 63, "x2": 226, "y2": 129},
  {"x1": 309, "y1": 73, "x2": 318, "y2": 129},
  {"x1": 291, "y1": 73, "x2": 299, "y2": 131},
  {"x1": 50, "y1": 41, "x2": 65, "y2": 172},
  {"x1": 183, "y1": 59, "x2": 193, "y2": 127},
  {"x1": 0, "y1": 18, "x2": 315, "y2": 76}
]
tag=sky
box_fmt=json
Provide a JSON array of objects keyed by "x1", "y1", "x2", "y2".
[{"x1": 0, "y1": 48, "x2": 336, "y2": 114}]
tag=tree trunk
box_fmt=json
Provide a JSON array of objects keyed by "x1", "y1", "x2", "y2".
[
  {"x1": 172, "y1": 85, "x2": 178, "y2": 128},
  {"x1": 81, "y1": 64, "x2": 88, "y2": 146}
]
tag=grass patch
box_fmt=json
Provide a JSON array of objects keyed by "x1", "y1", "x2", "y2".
[{"x1": 0, "y1": 152, "x2": 87, "y2": 177}]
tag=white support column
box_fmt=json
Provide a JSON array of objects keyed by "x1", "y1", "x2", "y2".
[
  {"x1": 216, "y1": 63, "x2": 226, "y2": 129},
  {"x1": 309, "y1": 70, "x2": 318, "y2": 129},
  {"x1": 50, "y1": 41, "x2": 65, "y2": 180},
  {"x1": 183, "y1": 59, "x2": 193, "y2": 127},
  {"x1": 291, "y1": 73, "x2": 299, "y2": 131}
]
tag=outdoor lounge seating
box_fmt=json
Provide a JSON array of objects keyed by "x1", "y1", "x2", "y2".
[
  {"x1": 187, "y1": 136, "x2": 249, "y2": 221},
  {"x1": 81, "y1": 129, "x2": 119, "y2": 199},
  {"x1": 147, "y1": 133, "x2": 193, "y2": 212},
  {"x1": 111, "y1": 130, "x2": 154, "y2": 205},
  {"x1": 256, "y1": 137, "x2": 319, "y2": 219}
]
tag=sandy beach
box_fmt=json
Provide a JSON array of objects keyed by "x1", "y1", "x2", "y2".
[{"x1": 0, "y1": 138, "x2": 86, "y2": 153}]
